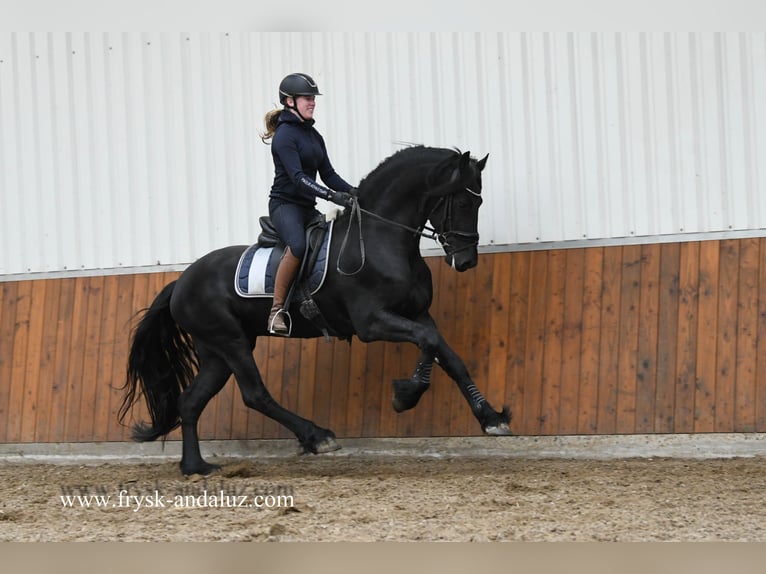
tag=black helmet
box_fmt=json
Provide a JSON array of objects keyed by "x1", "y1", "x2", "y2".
[{"x1": 279, "y1": 73, "x2": 322, "y2": 105}]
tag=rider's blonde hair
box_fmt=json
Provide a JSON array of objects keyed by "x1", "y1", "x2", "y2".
[{"x1": 260, "y1": 109, "x2": 282, "y2": 143}]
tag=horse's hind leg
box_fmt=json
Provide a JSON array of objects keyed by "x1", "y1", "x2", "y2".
[
  {"x1": 225, "y1": 339, "x2": 340, "y2": 454},
  {"x1": 177, "y1": 347, "x2": 231, "y2": 475}
]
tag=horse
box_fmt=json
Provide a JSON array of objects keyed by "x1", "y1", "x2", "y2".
[{"x1": 119, "y1": 145, "x2": 512, "y2": 475}]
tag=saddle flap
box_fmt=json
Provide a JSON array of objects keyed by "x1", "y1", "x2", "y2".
[{"x1": 237, "y1": 220, "x2": 334, "y2": 298}]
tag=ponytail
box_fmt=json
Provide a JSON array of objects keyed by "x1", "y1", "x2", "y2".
[{"x1": 261, "y1": 109, "x2": 282, "y2": 143}]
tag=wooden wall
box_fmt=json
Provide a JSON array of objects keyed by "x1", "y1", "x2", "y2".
[{"x1": 2, "y1": 237, "x2": 766, "y2": 443}]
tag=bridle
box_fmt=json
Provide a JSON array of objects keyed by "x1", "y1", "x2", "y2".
[
  {"x1": 433, "y1": 186, "x2": 481, "y2": 258},
  {"x1": 336, "y1": 185, "x2": 481, "y2": 276}
]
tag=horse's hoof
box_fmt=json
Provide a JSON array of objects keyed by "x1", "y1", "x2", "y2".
[
  {"x1": 314, "y1": 436, "x2": 341, "y2": 453},
  {"x1": 180, "y1": 461, "x2": 221, "y2": 476},
  {"x1": 484, "y1": 423, "x2": 513, "y2": 436},
  {"x1": 299, "y1": 435, "x2": 341, "y2": 455},
  {"x1": 391, "y1": 379, "x2": 429, "y2": 413}
]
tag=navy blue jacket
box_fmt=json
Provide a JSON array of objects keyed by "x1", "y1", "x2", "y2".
[{"x1": 269, "y1": 110, "x2": 352, "y2": 207}]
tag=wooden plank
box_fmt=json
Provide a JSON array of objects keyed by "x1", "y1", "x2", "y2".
[
  {"x1": 20, "y1": 280, "x2": 48, "y2": 442},
  {"x1": 616, "y1": 245, "x2": 642, "y2": 434},
  {"x1": 655, "y1": 242, "x2": 680, "y2": 432},
  {"x1": 395, "y1": 342, "x2": 422, "y2": 437},
  {"x1": 734, "y1": 237, "x2": 759, "y2": 432},
  {"x1": 121, "y1": 273, "x2": 152, "y2": 439},
  {"x1": 106, "y1": 274, "x2": 136, "y2": 441},
  {"x1": 522, "y1": 250, "x2": 548, "y2": 434},
  {"x1": 756, "y1": 238, "x2": 766, "y2": 431},
  {"x1": 48, "y1": 279, "x2": 75, "y2": 441},
  {"x1": 694, "y1": 240, "x2": 719, "y2": 432},
  {"x1": 277, "y1": 337, "x2": 303, "y2": 439},
  {"x1": 89, "y1": 275, "x2": 117, "y2": 442},
  {"x1": 715, "y1": 240, "x2": 739, "y2": 432},
  {"x1": 506, "y1": 251, "x2": 530, "y2": 435},
  {"x1": 674, "y1": 242, "x2": 699, "y2": 433},
  {"x1": 211, "y1": 340, "x2": 238, "y2": 440},
  {"x1": 559, "y1": 249, "x2": 585, "y2": 435},
  {"x1": 313, "y1": 336, "x2": 336, "y2": 432},
  {"x1": 230, "y1": 378, "x2": 252, "y2": 440},
  {"x1": 635, "y1": 244, "x2": 660, "y2": 433},
  {"x1": 102, "y1": 272, "x2": 131, "y2": 441},
  {"x1": 487, "y1": 253, "x2": 513, "y2": 422},
  {"x1": 429, "y1": 258, "x2": 457, "y2": 436},
  {"x1": 148, "y1": 272, "x2": 182, "y2": 441},
  {"x1": 360, "y1": 340, "x2": 384, "y2": 437},
  {"x1": 406, "y1": 340, "x2": 433, "y2": 437},
  {"x1": 577, "y1": 247, "x2": 603, "y2": 434},
  {"x1": 411, "y1": 257, "x2": 443, "y2": 436},
  {"x1": 596, "y1": 246, "x2": 622, "y2": 434},
  {"x1": 449, "y1": 261, "x2": 475, "y2": 435},
  {"x1": 457, "y1": 255, "x2": 495, "y2": 436},
  {"x1": 34, "y1": 279, "x2": 62, "y2": 442},
  {"x1": 378, "y1": 341, "x2": 403, "y2": 436},
  {"x1": 540, "y1": 250, "x2": 565, "y2": 435},
  {"x1": 62, "y1": 278, "x2": 88, "y2": 441},
  {"x1": 0, "y1": 282, "x2": 19, "y2": 443},
  {"x1": 328, "y1": 339, "x2": 352, "y2": 437},
  {"x1": 257, "y1": 337, "x2": 281, "y2": 439},
  {"x1": 245, "y1": 339, "x2": 269, "y2": 439},
  {"x1": 76, "y1": 276, "x2": 105, "y2": 441},
  {"x1": 459, "y1": 255, "x2": 495, "y2": 436},
  {"x1": 345, "y1": 338, "x2": 368, "y2": 437},
  {"x1": 7, "y1": 281, "x2": 33, "y2": 442}
]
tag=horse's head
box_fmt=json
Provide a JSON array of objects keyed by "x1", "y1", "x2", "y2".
[{"x1": 424, "y1": 150, "x2": 489, "y2": 272}]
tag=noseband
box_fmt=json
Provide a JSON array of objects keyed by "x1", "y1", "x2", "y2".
[{"x1": 429, "y1": 187, "x2": 481, "y2": 257}]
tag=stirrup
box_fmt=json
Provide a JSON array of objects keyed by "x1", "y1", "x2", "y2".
[{"x1": 268, "y1": 308, "x2": 292, "y2": 337}]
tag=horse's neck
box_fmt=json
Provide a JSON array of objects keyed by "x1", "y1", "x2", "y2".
[{"x1": 358, "y1": 174, "x2": 430, "y2": 231}]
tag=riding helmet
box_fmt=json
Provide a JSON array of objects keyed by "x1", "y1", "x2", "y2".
[{"x1": 279, "y1": 73, "x2": 322, "y2": 105}]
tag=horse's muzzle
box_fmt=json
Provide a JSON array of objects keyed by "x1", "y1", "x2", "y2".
[
  {"x1": 439, "y1": 231, "x2": 479, "y2": 272},
  {"x1": 444, "y1": 248, "x2": 478, "y2": 272}
]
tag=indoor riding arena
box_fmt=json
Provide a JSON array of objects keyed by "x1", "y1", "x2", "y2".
[{"x1": 2, "y1": 32, "x2": 766, "y2": 542}]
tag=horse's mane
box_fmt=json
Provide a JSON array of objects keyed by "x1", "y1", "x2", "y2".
[{"x1": 356, "y1": 146, "x2": 459, "y2": 198}]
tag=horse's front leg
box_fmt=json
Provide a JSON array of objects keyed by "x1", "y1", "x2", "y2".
[
  {"x1": 433, "y1": 333, "x2": 511, "y2": 435},
  {"x1": 355, "y1": 311, "x2": 511, "y2": 434},
  {"x1": 392, "y1": 351, "x2": 434, "y2": 413}
]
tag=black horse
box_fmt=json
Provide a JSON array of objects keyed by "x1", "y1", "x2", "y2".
[{"x1": 119, "y1": 145, "x2": 511, "y2": 475}]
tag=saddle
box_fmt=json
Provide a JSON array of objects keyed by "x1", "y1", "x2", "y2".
[
  {"x1": 235, "y1": 214, "x2": 339, "y2": 339},
  {"x1": 255, "y1": 213, "x2": 328, "y2": 284}
]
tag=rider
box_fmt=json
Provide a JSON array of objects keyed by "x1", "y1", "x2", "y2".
[{"x1": 261, "y1": 72, "x2": 356, "y2": 336}]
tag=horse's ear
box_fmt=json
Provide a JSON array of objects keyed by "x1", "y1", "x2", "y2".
[
  {"x1": 448, "y1": 151, "x2": 471, "y2": 182},
  {"x1": 477, "y1": 153, "x2": 489, "y2": 171}
]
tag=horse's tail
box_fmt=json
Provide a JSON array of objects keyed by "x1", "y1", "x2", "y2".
[{"x1": 118, "y1": 280, "x2": 198, "y2": 442}]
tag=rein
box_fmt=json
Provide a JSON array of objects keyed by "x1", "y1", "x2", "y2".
[{"x1": 336, "y1": 188, "x2": 480, "y2": 276}]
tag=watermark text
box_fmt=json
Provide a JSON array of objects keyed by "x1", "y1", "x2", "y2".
[{"x1": 58, "y1": 481, "x2": 294, "y2": 512}]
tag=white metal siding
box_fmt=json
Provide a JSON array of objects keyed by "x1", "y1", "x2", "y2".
[{"x1": 1, "y1": 32, "x2": 765, "y2": 276}]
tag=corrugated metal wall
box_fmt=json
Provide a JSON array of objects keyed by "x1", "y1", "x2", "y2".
[{"x1": 2, "y1": 33, "x2": 766, "y2": 277}]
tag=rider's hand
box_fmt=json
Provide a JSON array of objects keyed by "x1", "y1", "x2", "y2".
[{"x1": 328, "y1": 190, "x2": 355, "y2": 208}]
